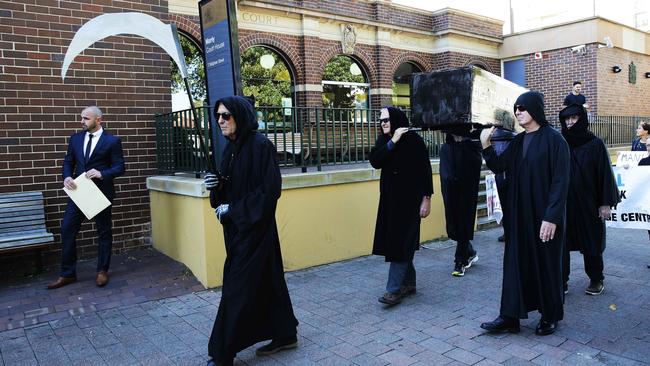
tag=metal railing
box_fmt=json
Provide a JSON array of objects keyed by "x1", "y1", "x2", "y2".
[
  {"x1": 548, "y1": 115, "x2": 645, "y2": 148},
  {"x1": 155, "y1": 107, "x2": 642, "y2": 174}
]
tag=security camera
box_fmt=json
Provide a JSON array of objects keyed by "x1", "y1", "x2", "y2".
[{"x1": 571, "y1": 44, "x2": 586, "y2": 54}]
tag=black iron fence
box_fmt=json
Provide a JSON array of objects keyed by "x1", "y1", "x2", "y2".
[{"x1": 154, "y1": 107, "x2": 643, "y2": 174}]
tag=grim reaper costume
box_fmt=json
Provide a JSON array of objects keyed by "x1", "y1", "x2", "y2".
[
  {"x1": 207, "y1": 96, "x2": 298, "y2": 365},
  {"x1": 481, "y1": 91, "x2": 570, "y2": 333},
  {"x1": 370, "y1": 107, "x2": 433, "y2": 303},
  {"x1": 559, "y1": 104, "x2": 619, "y2": 293}
]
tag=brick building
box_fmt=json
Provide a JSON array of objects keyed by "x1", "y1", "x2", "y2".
[
  {"x1": 0, "y1": 0, "x2": 503, "y2": 270},
  {"x1": 500, "y1": 17, "x2": 650, "y2": 117}
]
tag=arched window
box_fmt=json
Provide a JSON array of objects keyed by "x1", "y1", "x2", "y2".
[
  {"x1": 322, "y1": 55, "x2": 369, "y2": 109},
  {"x1": 392, "y1": 62, "x2": 423, "y2": 109},
  {"x1": 171, "y1": 32, "x2": 206, "y2": 111},
  {"x1": 241, "y1": 46, "x2": 294, "y2": 107}
]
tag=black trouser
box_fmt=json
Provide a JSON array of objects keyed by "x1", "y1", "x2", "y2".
[
  {"x1": 563, "y1": 249, "x2": 604, "y2": 283},
  {"x1": 454, "y1": 240, "x2": 476, "y2": 265},
  {"x1": 60, "y1": 200, "x2": 113, "y2": 277}
]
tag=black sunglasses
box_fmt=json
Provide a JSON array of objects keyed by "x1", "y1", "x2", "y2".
[
  {"x1": 379, "y1": 118, "x2": 390, "y2": 124},
  {"x1": 215, "y1": 112, "x2": 232, "y2": 121},
  {"x1": 515, "y1": 105, "x2": 527, "y2": 112}
]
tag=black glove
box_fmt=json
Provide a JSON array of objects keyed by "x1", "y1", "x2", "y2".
[{"x1": 204, "y1": 172, "x2": 219, "y2": 190}]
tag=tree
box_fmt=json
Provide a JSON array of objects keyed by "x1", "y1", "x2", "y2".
[
  {"x1": 322, "y1": 56, "x2": 367, "y2": 108},
  {"x1": 241, "y1": 46, "x2": 292, "y2": 107}
]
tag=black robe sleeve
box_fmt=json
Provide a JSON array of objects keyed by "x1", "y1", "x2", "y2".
[
  {"x1": 227, "y1": 141, "x2": 281, "y2": 232},
  {"x1": 416, "y1": 137, "x2": 434, "y2": 197},
  {"x1": 482, "y1": 141, "x2": 514, "y2": 174},
  {"x1": 369, "y1": 135, "x2": 392, "y2": 169},
  {"x1": 543, "y1": 135, "x2": 570, "y2": 225},
  {"x1": 595, "y1": 140, "x2": 620, "y2": 208}
]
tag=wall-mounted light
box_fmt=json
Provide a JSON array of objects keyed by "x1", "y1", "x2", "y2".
[
  {"x1": 612, "y1": 66, "x2": 622, "y2": 73},
  {"x1": 645, "y1": 72, "x2": 650, "y2": 78}
]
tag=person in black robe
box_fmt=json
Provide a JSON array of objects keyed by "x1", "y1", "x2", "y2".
[
  {"x1": 479, "y1": 91, "x2": 570, "y2": 336},
  {"x1": 203, "y1": 96, "x2": 298, "y2": 366},
  {"x1": 439, "y1": 133, "x2": 482, "y2": 276},
  {"x1": 370, "y1": 107, "x2": 433, "y2": 306},
  {"x1": 637, "y1": 140, "x2": 650, "y2": 266},
  {"x1": 559, "y1": 104, "x2": 620, "y2": 296}
]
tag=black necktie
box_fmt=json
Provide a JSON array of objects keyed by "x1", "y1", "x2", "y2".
[{"x1": 84, "y1": 134, "x2": 94, "y2": 162}]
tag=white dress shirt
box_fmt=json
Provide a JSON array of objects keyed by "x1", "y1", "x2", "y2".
[{"x1": 83, "y1": 127, "x2": 104, "y2": 159}]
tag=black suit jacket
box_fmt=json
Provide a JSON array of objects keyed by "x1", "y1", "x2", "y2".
[{"x1": 63, "y1": 130, "x2": 125, "y2": 201}]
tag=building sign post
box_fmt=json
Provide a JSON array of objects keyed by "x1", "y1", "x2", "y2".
[{"x1": 199, "y1": 0, "x2": 243, "y2": 168}]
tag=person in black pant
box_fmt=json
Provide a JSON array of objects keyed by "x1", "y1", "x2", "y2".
[
  {"x1": 47, "y1": 106, "x2": 125, "y2": 289},
  {"x1": 439, "y1": 133, "x2": 482, "y2": 277},
  {"x1": 558, "y1": 104, "x2": 619, "y2": 296}
]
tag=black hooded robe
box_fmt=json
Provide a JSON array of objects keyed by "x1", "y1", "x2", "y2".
[
  {"x1": 439, "y1": 134, "x2": 483, "y2": 243},
  {"x1": 208, "y1": 96, "x2": 298, "y2": 363},
  {"x1": 559, "y1": 105, "x2": 620, "y2": 257},
  {"x1": 482, "y1": 91, "x2": 570, "y2": 322},
  {"x1": 370, "y1": 107, "x2": 433, "y2": 262}
]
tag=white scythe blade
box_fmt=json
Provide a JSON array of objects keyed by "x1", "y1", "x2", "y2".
[{"x1": 61, "y1": 12, "x2": 188, "y2": 80}]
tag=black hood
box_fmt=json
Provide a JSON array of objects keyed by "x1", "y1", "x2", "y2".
[
  {"x1": 386, "y1": 106, "x2": 409, "y2": 134},
  {"x1": 514, "y1": 91, "x2": 548, "y2": 126},
  {"x1": 559, "y1": 103, "x2": 594, "y2": 147},
  {"x1": 214, "y1": 95, "x2": 258, "y2": 142}
]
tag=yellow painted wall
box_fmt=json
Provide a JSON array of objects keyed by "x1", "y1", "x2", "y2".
[
  {"x1": 149, "y1": 192, "x2": 225, "y2": 287},
  {"x1": 148, "y1": 171, "x2": 446, "y2": 288}
]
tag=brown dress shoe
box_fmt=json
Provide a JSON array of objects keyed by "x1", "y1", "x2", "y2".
[
  {"x1": 46, "y1": 276, "x2": 77, "y2": 289},
  {"x1": 96, "y1": 271, "x2": 109, "y2": 287}
]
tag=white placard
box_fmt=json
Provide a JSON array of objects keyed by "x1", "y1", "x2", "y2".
[
  {"x1": 616, "y1": 151, "x2": 647, "y2": 166},
  {"x1": 605, "y1": 166, "x2": 650, "y2": 230},
  {"x1": 485, "y1": 174, "x2": 503, "y2": 224}
]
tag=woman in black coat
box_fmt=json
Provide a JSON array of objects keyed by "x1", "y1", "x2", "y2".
[{"x1": 370, "y1": 107, "x2": 433, "y2": 306}]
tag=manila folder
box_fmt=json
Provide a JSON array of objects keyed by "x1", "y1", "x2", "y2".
[{"x1": 63, "y1": 175, "x2": 111, "y2": 220}]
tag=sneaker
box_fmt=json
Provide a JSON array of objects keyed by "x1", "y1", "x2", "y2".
[
  {"x1": 378, "y1": 292, "x2": 402, "y2": 306},
  {"x1": 255, "y1": 336, "x2": 298, "y2": 356},
  {"x1": 466, "y1": 254, "x2": 478, "y2": 269},
  {"x1": 585, "y1": 280, "x2": 604, "y2": 295},
  {"x1": 563, "y1": 283, "x2": 568, "y2": 295},
  {"x1": 400, "y1": 285, "x2": 416, "y2": 297},
  {"x1": 452, "y1": 262, "x2": 465, "y2": 277},
  {"x1": 497, "y1": 235, "x2": 505, "y2": 242}
]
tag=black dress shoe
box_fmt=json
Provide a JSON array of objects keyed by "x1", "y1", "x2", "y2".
[
  {"x1": 535, "y1": 320, "x2": 557, "y2": 335},
  {"x1": 206, "y1": 358, "x2": 233, "y2": 366},
  {"x1": 480, "y1": 316, "x2": 520, "y2": 333}
]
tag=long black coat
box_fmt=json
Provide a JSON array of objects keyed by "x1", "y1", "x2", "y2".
[
  {"x1": 370, "y1": 132, "x2": 433, "y2": 262},
  {"x1": 439, "y1": 136, "x2": 482, "y2": 242},
  {"x1": 565, "y1": 138, "x2": 619, "y2": 255},
  {"x1": 483, "y1": 125, "x2": 570, "y2": 322},
  {"x1": 208, "y1": 97, "x2": 298, "y2": 362}
]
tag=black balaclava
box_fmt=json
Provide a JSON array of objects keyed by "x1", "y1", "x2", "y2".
[
  {"x1": 559, "y1": 103, "x2": 594, "y2": 147},
  {"x1": 385, "y1": 106, "x2": 409, "y2": 135},
  {"x1": 513, "y1": 91, "x2": 548, "y2": 126},
  {"x1": 214, "y1": 95, "x2": 258, "y2": 143}
]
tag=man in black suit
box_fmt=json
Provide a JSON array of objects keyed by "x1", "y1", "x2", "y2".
[{"x1": 47, "y1": 106, "x2": 125, "y2": 289}]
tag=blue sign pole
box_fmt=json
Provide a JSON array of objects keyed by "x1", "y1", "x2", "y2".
[{"x1": 199, "y1": 0, "x2": 243, "y2": 170}]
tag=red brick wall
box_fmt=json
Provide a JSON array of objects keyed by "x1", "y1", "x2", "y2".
[
  {"x1": 433, "y1": 11, "x2": 502, "y2": 39},
  {"x1": 597, "y1": 47, "x2": 650, "y2": 116},
  {"x1": 0, "y1": 1, "x2": 170, "y2": 266},
  {"x1": 524, "y1": 44, "x2": 598, "y2": 118},
  {"x1": 434, "y1": 51, "x2": 501, "y2": 75}
]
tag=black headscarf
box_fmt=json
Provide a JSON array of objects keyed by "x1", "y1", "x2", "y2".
[
  {"x1": 559, "y1": 103, "x2": 595, "y2": 147},
  {"x1": 385, "y1": 106, "x2": 409, "y2": 135},
  {"x1": 513, "y1": 91, "x2": 548, "y2": 126},
  {"x1": 214, "y1": 96, "x2": 258, "y2": 144}
]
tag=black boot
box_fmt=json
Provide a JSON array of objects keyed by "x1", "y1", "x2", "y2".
[
  {"x1": 480, "y1": 316, "x2": 520, "y2": 333},
  {"x1": 256, "y1": 335, "x2": 298, "y2": 356},
  {"x1": 535, "y1": 319, "x2": 558, "y2": 336}
]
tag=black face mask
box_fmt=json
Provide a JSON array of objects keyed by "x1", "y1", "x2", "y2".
[{"x1": 559, "y1": 104, "x2": 594, "y2": 147}]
